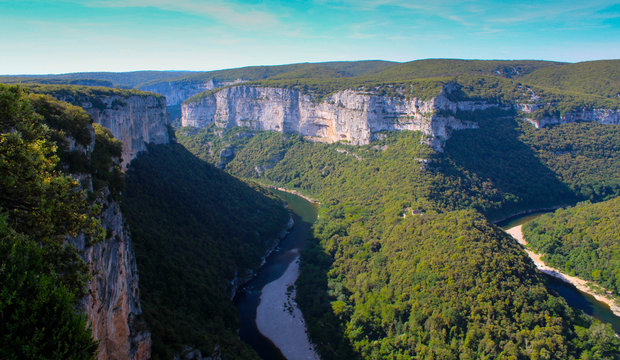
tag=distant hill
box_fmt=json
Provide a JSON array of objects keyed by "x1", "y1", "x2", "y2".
[
  {"x1": 0, "y1": 70, "x2": 196, "y2": 89},
  {"x1": 364, "y1": 58, "x2": 563, "y2": 81},
  {"x1": 161, "y1": 60, "x2": 397, "y2": 84},
  {"x1": 522, "y1": 60, "x2": 620, "y2": 98}
]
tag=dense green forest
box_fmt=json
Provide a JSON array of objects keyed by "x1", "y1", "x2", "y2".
[
  {"x1": 522, "y1": 60, "x2": 620, "y2": 99},
  {"x1": 121, "y1": 142, "x2": 289, "y2": 359},
  {"x1": 25, "y1": 83, "x2": 162, "y2": 103},
  {"x1": 177, "y1": 119, "x2": 620, "y2": 359},
  {"x1": 523, "y1": 197, "x2": 620, "y2": 295},
  {"x1": 444, "y1": 118, "x2": 620, "y2": 213},
  {"x1": 0, "y1": 85, "x2": 116, "y2": 359}
]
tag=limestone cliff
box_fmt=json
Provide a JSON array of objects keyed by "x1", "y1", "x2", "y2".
[
  {"x1": 140, "y1": 79, "x2": 244, "y2": 106},
  {"x1": 517, "y1": 103, "x2": 620, "y2": 128},
  {"x1": 72, "y1": 195, "x2": 151, "y2": 360},
  {"x1": 181, "y1": 86, "x2": 484, "y2": 151},
  {"x1": 182, "y1": 85, "x2": 619, "y2": 150},
  {"x1": 55, "y1": 92, "x2": 169, "y2": 168},
  {"x1": 57, "y1": 90, "x2": 172, "y2": 360}
]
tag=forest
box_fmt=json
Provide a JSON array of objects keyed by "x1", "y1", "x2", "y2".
[
  {"x1": 523, "y1": 197, "x2": 620, "y2": 295},
  {"x1": 0, "y1": 85, "x2": 111, "y2": 359},
  {"x1": 177, "y1": 114, "x2": 620, "y2": 359},
  {"x1": 121, "y1": 142, "x2": 289, "y2": 359}
]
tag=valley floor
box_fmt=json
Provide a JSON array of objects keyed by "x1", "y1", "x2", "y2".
[{"x1": 506, "y1": 225, "x2": 620, "y2": 317}]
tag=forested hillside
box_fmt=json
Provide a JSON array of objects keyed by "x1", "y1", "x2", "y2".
[
  {"x1": 0, "y1": 85, "x2": 118, "y2": 359},
  {"x1": 522, "y1": 60, "x2": 620, "y2": 99},
  {"x1": 523, "y1": 197, "x2": 620, "y2": 295},
  {"x1": 121, "y1": 143, "x2": 289, "y2": 360},
  {"x1": 177, "y1": 120, "x2": 620, "y2": 359}
]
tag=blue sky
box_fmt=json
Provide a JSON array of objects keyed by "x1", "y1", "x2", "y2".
[{"x1": 1, "y1": 0, "x2": 619, "y2": 74}]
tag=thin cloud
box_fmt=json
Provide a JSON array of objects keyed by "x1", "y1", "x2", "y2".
[{"x1": 80, "y1": 0, "x2": 284, "y2": 29}]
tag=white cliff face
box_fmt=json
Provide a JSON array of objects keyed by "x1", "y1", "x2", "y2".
[
  {"x1": 72, "y1": 197, "x2": 151, "y2": 360},
  {"x1": 140, "y1": 81, "x2": 214, "y2": 107},
  {"x1": 517, "y1": 103, "x2": 620, "y2": 128},
  {"x1": 140, "y1": 79, "x2": 245, "y2": 106},
  {"x1": 55, "y1": 91, "x2": 173, "y2": 360},
  {"x1": 57, "y1": 94, "x2": 169, "y2": 168},
  {"x1": 181, "y1": 86, "x2": 485, "y2": 151},
  {"x1": 182, "y1": 85, "x2": 619, "y2": 150}
]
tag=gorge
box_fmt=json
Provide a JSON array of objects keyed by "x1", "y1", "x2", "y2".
[{"x1": 1, "y1": 59, "x2": 619, "y2": 360}]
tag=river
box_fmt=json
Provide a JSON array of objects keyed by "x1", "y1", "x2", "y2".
[
  {"x1": 498, "y1": 212, "x2": 620, "y2": 333},
  {"x1": 234, "y1": 189, "x2": 318, "y2": 360},
  {"x1": 237, "y1": 199, "x2": 619, "y2": 360}
]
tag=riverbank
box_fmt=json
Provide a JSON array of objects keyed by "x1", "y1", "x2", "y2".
[
  {"x1": 506, "y1": 225, "x2": 620, "y2": 317},
  {"x1": 493, "y1": 205, "x2": 565, "y2": 225},
  {"x1": 256, "y1": 251, "x2": 320, "y2": 360},
  {"x1": 267, "y1": 186, "x2": 320, "y2": 205}
]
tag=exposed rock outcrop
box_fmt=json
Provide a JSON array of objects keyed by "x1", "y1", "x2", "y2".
[
  {"x1": 72, "y1": 196, "x2": 151, "y2": 360},
  {"x1": 182, "y1": 85, "x2": 619, "y2": 150},
  {"x1": 55, "y1": 93, "x2": 169, "y2": 168},
  {"x1": 59, "y1": 90, "x2": 172, "y2": 360},
  {"x1": 181, "y1": 86, "x2": 483, "y2": 151},
  {"x1": 140, "y1": 79, "x2": 245, "y2": 106},
  {"x1": 517, "y1": 103, "x2": 620, "y2": 128}
]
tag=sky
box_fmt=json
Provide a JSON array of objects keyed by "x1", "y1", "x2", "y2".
[{"x1": 1, "y1": 0, "x2": 619, "y2": 74}]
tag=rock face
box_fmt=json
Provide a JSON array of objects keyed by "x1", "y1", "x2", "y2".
[
  {"x1": 58, "y1": 91, "x2": 172, "y2": 360},
  {"x1": 517, "y1": 103, "x2": 620, "y2": 128},
  {"x1": 182, "y1": 85, "x2": 619, "y2": 150},
  {"x1": 72, "y1": 197, "x2": 151, "y2": 360},
  {"x1": 181, "y1": 86, "x2": 484, "y2": 151},
  {"x1": 140, "y1": 79, "x2": 244, "y2": 106},
  {"x1": 56, "y1": 93, "x2": 169, "y2": 168}
]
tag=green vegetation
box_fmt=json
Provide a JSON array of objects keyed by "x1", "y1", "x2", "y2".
[
  {"x1": 121, "y1": 142, "x2": 289, "y2": 360},
  {"x1": 519, "y1": 122, "x2": 620, "y2": 201},
  {"x1": 25, "y1": 83, "x2": 163, "y2": 101},
  {"x1": 0, "y1": 85, "x2": 101, "y2": 359},
  {"x1": 177, "y1": 121, "x2": 620, "y2": 359},
  {"x1": 523, "y1": 197, "x2": 620, "y2": 295},
  {"x1": 522, "y1": 60, "x2": 620, "y2": 99},
  {"x1": 0, "y1": 70, "x2": 196, "y2": 89},
  {"x1": 90, "y1": 124, "x2": 124, "y2": 196},
  {"x1": 175, "y1": 60, "x2": 396, "y2": 84},
  {"x1": 309, "y1": 209, "x2": 618, "y2": 359},
  {"x1": 24, "y1": 92, "x2": 125, "y2": 198},
  {"x1": 366, "y1": 59, "x2": 561, "y2": 81},
  {"x1": 443, "y1": 118, "x2": 620, "y2": 217}
]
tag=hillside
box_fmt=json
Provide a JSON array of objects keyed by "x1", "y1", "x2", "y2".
[
  {"x1": 177, "y1": 121, "x2": 620, "y2": 359},
  {"x1": 522, "y1": 60, "x2": 620, "y2": 99},
  {"x1": 0, "y1": 83, "x2": 294, "y2": 360},
  {"x1": 364, "y1": 58, "x2": 562, "y2": 81},
  {"x1": 0, "y1": 85, "x2": 124, "y2": 359},
  {"x1": 122, "y1": 143, "x2": 289, "y2": 360},
  {"x1": 168, "y1": 60, "x2": 396, "y2": 85},
  {"x1": 523, "y1": 197, "x2": 620, "y2": 295}
]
